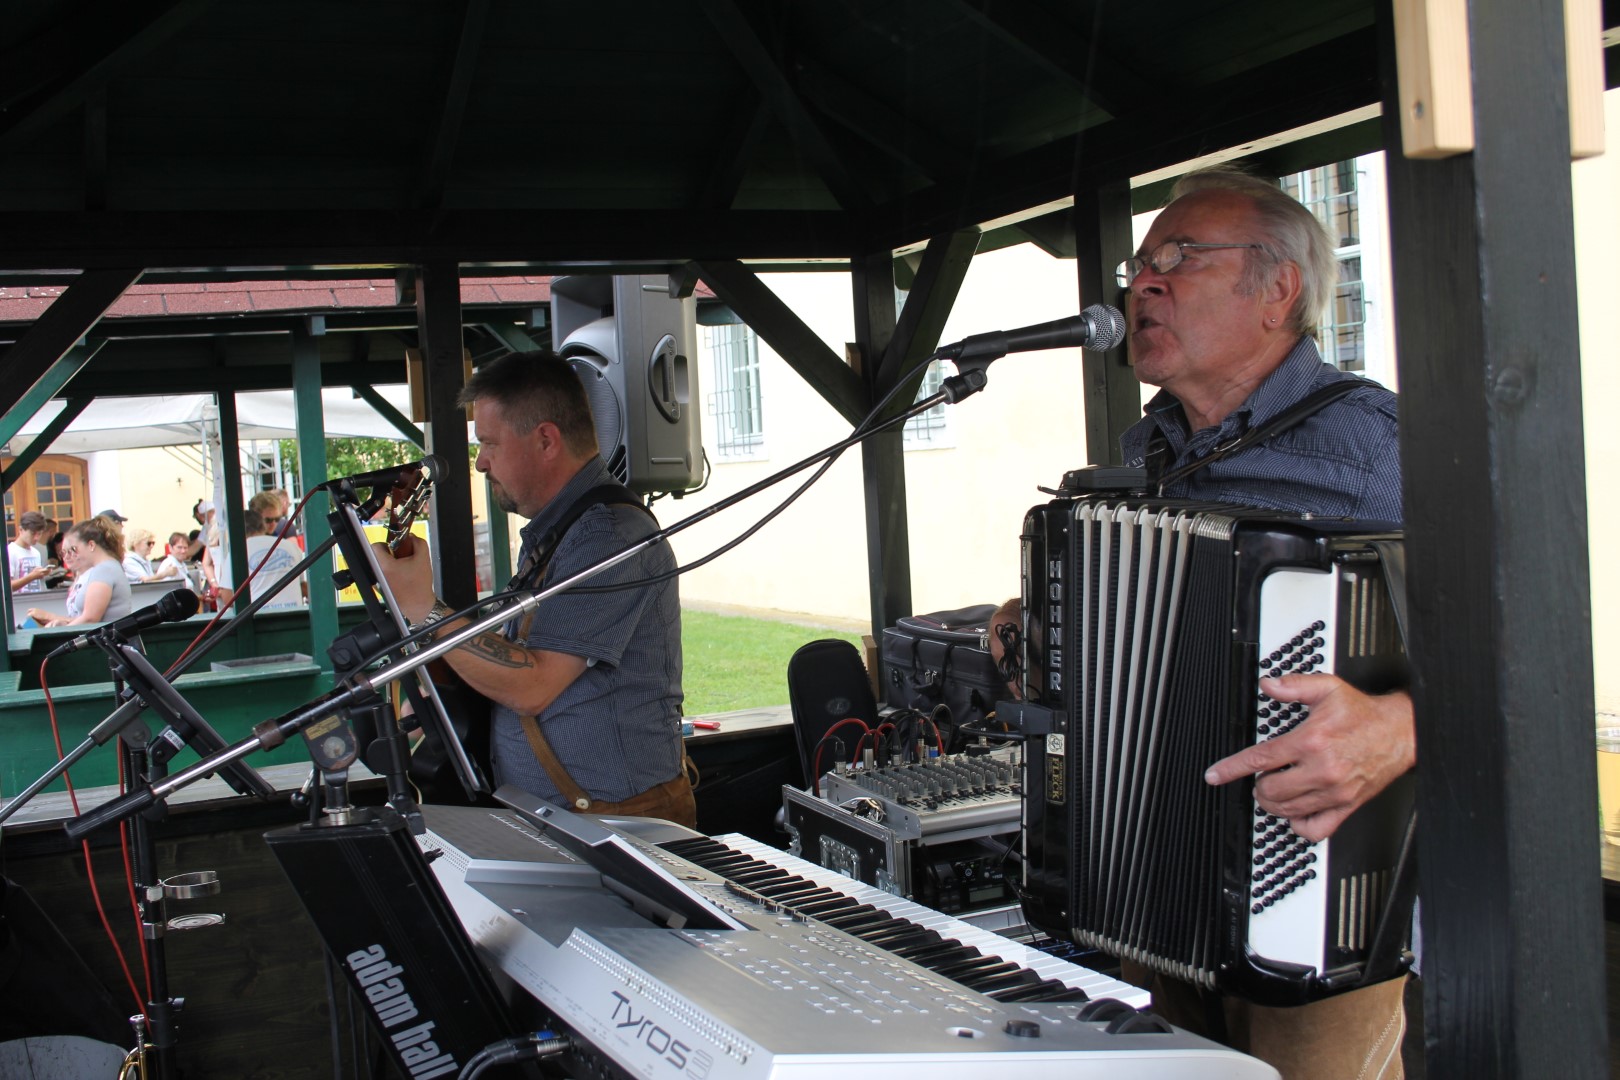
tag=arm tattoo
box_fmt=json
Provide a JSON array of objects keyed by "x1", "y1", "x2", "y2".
[{"x1": 461, "y1": 632, "x2": 536, "y2": 669}]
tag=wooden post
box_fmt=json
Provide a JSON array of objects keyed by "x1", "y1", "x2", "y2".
[
  {"x1": 1074, "y1": 176, "x2": 1140, "y2": 466},
  {"x1": 413, "y1": 261, "x2": 476, "y2": 609},
  {"x1": 1380, "y1": 0, "x2": 1604, "y2": 1074}
]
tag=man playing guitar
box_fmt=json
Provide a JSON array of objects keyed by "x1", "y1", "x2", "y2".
[{"x1": 374, "y1": 350, "x2": 694, "y2": 826}]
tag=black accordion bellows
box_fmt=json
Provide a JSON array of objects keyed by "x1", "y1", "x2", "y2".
[{"x1": 1018, "y1": 497, "x2": 1413, "y2": 1005}]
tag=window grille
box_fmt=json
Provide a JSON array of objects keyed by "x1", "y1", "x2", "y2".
[
  {"x1": 902, "y1": 359, "x2": 950, "y2": 445},
  {"x1": 703, "y1": 322, "x2": 765, "y2": 459}
]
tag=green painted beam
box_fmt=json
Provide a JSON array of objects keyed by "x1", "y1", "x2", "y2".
[
  {"x1": 293, "y1": 328, "x2": 338, "y2": 675},
  {"x1": 1, "y1": 397, "x2": 91, "y2": 491},
  {"x1": 351, "y1": 382, "x2": 424, "y2": 447},
  {"x1": 0, "y1": 339, "x2": 104, "y2": 447}
]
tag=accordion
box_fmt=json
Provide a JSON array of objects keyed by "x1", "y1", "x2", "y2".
[{"x1": 1014, "y1": 493, "x2": 1414, "y2": 1005}]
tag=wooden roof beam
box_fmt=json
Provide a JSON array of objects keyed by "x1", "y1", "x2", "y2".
[
  {"x1": 694, "y1": 258, "x2": 868, "y2": 426},
  {"x1": 0, "y1": 0, "x2": 212, "y2": 148},
  {"x1": 946, "y1": 0, "x2": 1150, "y2": 119},
  {"x1": 417, "y1": 0, "x2": 491, "y2": 210},
  {"x1": 693, "y1": 0, "x2": 872, "y2": 210},
  {"x1": 696, "y1": 90, "x2": 770, "y2": 210},
  {"x1": 792, "y1": 57, "x2": 964, "y2": 181}
]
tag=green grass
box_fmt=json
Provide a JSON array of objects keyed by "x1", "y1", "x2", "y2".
[{"x1": 681, "y1": 609, "x2": 865, "y2": 715}]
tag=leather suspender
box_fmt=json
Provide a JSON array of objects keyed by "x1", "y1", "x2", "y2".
[{"x1": 507, "y1": 483, "x2": 657, "y2": 809}]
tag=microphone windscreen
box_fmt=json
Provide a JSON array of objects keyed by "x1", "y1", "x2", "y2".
[
  {"x1": 419, "y1": 454, "x2": 449, "y2": 482},
  {"x1": 1082, "y1": 304, "x2": 1128, "y2": 351}
]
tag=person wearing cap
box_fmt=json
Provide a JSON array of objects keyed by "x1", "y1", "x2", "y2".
[
  {"x1": 8, "y1": 511, "x2": 53, "y2": 593},
  {"x1": 97, "y1": 509, "x2": 128, "y2": 524}
]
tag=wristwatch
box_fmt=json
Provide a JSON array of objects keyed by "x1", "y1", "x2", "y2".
[{"x1": 411, "y1": 598, "x2": 455, "y2": 644}]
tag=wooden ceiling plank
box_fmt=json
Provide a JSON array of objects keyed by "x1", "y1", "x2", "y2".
[
  {"x1": 0, "y1": 0, "x2": 214, "y2": 148},
  {"x1": 868, "y1": 26, "x2": 1382, "y2": 251},
  {"x1": 946, "y1": 0, "x2": 1148, "y2": 118},
  {"x1": 696, "y1": 92, "x2": 770, "y2": 210},
  {"x1": 0, "y1": 208, "x2": 864, "y2": 269},
  {"x1": 693, "y1": 0, "x2": 872, "y2": 210},
  {"x1": 417, "y1": 0, "x2": 492, "y2": 209},
  {"x1": 793, "y1": 57, "x2": 962, "y2": 180}
]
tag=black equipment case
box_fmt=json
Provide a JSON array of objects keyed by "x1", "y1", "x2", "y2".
[{"x1": 880, "y1": 603, "x2": 1004, "y2": 751}]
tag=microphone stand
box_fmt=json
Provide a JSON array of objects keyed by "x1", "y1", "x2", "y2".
[
  {"x1": 0, "y1": 534, "x2": 343, "y2": 827},
  {"x1": 59, "y1": 357, "x2": 1003, "y2": 839},
  {"x1": 35, "y1": 353, "x2": 1018, "y2": 1080}
]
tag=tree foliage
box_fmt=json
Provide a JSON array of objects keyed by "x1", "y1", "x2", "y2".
[{"x1": 277, "y1": 436, "x2": 421, "y2": 484}]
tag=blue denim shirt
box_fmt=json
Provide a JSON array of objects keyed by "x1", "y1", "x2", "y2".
[
  {"x1": 1119, "y1": 337, "x2": 1402, "y2": 524},
  {"x1": 488, "y1": 456, "x2": 685, "y2": 805}
]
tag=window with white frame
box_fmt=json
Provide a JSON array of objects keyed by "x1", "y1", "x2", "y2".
[
  {"x1": 898, "y1": 283, "x2": 952, "y2": 449},
  {"x1": 1282, "y1": 161, "x2": 1366, "y2": 371},
  {"x1": 703, "y1": 321, "x2": 765, "y2": 459},
  {"x1": 902, "y1": 359, "x2": 950, "y2": 446}
]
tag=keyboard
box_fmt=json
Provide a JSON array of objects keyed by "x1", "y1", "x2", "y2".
[{"x1": 419, "y1": 805, "x2": 1277, "y2": 1080}]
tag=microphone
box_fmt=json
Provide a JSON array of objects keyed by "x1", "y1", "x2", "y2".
[
  {"x1": 56, "y1": 588, "x2": 200, "y2": 654},
  {"x1": 319, "y1": 455, "x2": 446, "y2": 492},
  {"x1": 937, "y1": 304, "x2": 1127, "y2": 363}
]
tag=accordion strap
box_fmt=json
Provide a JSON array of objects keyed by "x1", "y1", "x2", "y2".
[{"x1": 1151, "y1": 379, "x2": 1366, "y2": 494}]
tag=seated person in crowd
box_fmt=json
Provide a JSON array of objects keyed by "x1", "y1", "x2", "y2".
[
  {"x1": 28, "y1": 516, "x2": 135, "y2": 628},
  {"x1": 158, "y1": 532, "x2": 194, "y2": 585},
  {"x1": 122, "y1": 527, "x2": 183, "y2": 583}
]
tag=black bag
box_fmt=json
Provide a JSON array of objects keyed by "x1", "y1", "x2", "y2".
[{"x1": 880, "y1": 603, "x2": 1002, "y2": 752}]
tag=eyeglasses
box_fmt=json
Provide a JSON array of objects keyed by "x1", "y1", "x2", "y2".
[{"x1": 1115, "y1": 240, "x2": 1265, "y2": 288}]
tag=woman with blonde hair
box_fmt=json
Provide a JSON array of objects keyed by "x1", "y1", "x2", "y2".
[
  {"x1": 122, "y1": 526, "x2": 181, "y2": 584},
  {"x1": 27, "y1": 515, "x2": 135, "y2": 627}
]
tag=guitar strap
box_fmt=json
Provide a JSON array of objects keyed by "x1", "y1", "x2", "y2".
[{"x1": 505, "y1": 484, "x2": 697, "y2": 815}]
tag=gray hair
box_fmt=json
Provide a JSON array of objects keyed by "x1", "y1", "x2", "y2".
[{"x1": 1168, "y1": 165, "x2": 1337, "y2": 336}]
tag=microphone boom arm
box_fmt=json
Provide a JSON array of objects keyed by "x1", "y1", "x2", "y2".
[{"x1": 56, "y1": 365, "x2": 1003, "y2": 839}]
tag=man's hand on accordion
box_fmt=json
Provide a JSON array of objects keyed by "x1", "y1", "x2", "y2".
[{"x1": 1204, "y1": 674, "x2": 1416, "y2": 842}]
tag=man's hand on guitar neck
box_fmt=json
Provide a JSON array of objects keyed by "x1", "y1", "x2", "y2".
[{"x1": 371, "y1": 538, "x2": 438, "y2": 625}]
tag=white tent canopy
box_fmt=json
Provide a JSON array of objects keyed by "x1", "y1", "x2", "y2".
[{"x1": 8, "y1": 386, "x2": 426, "y2": 455}]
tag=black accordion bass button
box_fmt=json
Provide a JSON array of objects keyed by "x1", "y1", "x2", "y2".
[{"x1": 1252, "y1": 902, "x2": 1265, "y2": 915}]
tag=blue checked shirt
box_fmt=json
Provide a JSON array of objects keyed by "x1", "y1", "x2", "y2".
[
  {"x1": 1119, "y1": 337, "x2": 1403, "y2": 524},
  {"x1": 488, "y1": 456, "x2": 686, "y2": 805}
]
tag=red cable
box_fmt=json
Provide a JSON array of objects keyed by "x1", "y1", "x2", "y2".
[
  {"x1": 810, "y1": 717, "x2": 871, "y2": 795},
  {"x1": 40, "y1": 661, "x2": 145, "y2": 1013}
]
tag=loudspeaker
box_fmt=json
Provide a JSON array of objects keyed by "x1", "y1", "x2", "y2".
[{"x1": 551, "y1": 274, "x2": 703, "y2": 495}]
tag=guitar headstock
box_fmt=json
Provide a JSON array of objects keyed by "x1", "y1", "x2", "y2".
[{"x1": 384, "y1": 465, "x2": 434, "y2": 558}]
